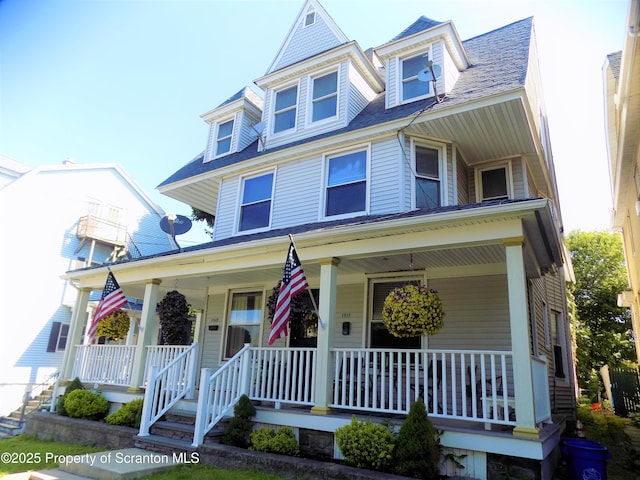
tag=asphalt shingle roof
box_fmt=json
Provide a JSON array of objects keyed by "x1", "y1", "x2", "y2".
[
  {"x1": 158, "y1": 17, "x2": 533, "y2": 188},
  {"x1": 607, "y1": 51, "x2": 622, "y2": 83},
  {"x1": 390, "y1": 16, "x2": 443, "y2": 41}
]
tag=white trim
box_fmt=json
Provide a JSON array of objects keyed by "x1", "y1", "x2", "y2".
[
  {"x1": 270, "y1": 81, "x2": 300, "y2": 137},
  {"x1": 475, "y1": 160, "x2": 514, "y2": 202},
  {"x1": 221, "y1": 287, "x2": 266, "y2": 361},
  {"x1": 452, "y1": 146, "x2": 458, "y2": 204},
  {"x1": 213, "y1": 117, "x2": 235, "y2": 159},
  {"x1": 409, "y1": 138, "x2": 447, "y2": 209},
  {"x1": 234, "y1": 168, "x2": 276, "y2": 235},
  {"x1": 397, "y1": 47, "x2": 434, "y2": 105},
  {"x1": 320, "y1": 143, "x2": 371, "y2": 221},
  {"x1": 306, "y1": 65, "x2": 341, "y2": 127}
]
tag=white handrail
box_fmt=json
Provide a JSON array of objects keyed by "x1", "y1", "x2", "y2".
[
  {"x1": 192, "y1": 344, "x2": 252, "y2": 447},
  {"x1": 138, "y1": 343, "x2": 199, "y2": 437}
]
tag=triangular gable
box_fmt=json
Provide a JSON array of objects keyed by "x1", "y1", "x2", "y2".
[{"x1": 266, "y1": 0, "x2": 349, "y2": 74}]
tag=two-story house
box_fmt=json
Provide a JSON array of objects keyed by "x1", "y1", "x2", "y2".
[
  {"x1": 0, "y1": 157, "x2": 176, "y2": 429},
  {"x1": 59, "y1": 1, "x2": 576, "y2": 477}
]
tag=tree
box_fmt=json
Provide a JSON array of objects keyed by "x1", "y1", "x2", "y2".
[
  {"x1": 190, "y1": 207, "x2": 215, "y2": 237},
  {"x1": 566, "y1": 230, "x2": 635, "y2": 391}
]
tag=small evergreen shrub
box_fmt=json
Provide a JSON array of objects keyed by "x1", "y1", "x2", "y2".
[
  {"x1": 106, "y1": 398, "x2": 144, "y2": 428},
  {"x1": 392, "y1": 397, "x2": 440, "y2": 479},
  {"x1": 335, "y1": 416, "x2": 395, "y2": 472},
  {"x1": 222, "y1": 394, "x2": 256, "y2": 448},
  {"x1": 250, "y1": 426, "x2": 299, "y2": 456},
  {"x1": 63, "y1": 389, "x2": 109, "y2": 421},
  {"x1": 57, "y1": 377, "x2": 85, "y2": 417}
]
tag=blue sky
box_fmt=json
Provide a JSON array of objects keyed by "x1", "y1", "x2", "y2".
[{"x1": 0, "y1": 0, "x2": 629, "y2": 246}]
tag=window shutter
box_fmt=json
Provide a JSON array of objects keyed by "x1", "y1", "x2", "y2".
[{"x1": 47, "y1": 322, "x2": 61, "y2": 352}]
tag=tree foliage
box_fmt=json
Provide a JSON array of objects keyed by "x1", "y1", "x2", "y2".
[
  {"x1": 567, "y1": 230, "x2": 635, "y2": 388},
  {"x1": 190, "y1": 207, "x2": 215, "y2": 236}
]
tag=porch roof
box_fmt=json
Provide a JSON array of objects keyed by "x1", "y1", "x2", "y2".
[{"x1": 62, "y1": 198, "x2": 563, "y2": 306}]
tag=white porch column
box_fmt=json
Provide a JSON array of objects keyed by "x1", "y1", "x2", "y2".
[
  {"x1": 311, "y1": 257, "x2": 339, "y2": 415},
  {"x1": 128, "y1": 279, "x2": 161, "y2": 391},
  {"x1": 505, "y1": 238, "x2": 539, "y2": 438},
  {"x1": 60, "y1": 287, "x2": 91, "y2": 381}
]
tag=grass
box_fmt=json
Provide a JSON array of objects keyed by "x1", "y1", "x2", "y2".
[
  {"x1": 0, "y1": 434, "x2": 103, "y2": 476},
  {"x1": 0, "y1": 435, "x2": 287, "y2": 479}
]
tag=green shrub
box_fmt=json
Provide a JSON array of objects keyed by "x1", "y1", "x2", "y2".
[
  {"x1": 393, "y1": 397, "x2": 440, "y2": 479},
  {"x1": 63, "y1": 389, "x2": 109, "y2": 421},
  {"x1": 222, "y1": 394, "x2": 256, "y2": 448},
  {"x1": 106, "y1": 398, "x2": 144, "y2": 428},
  {"x1": 335, "y1": 416, "x2": 395, "y2": 472},
  {"x1": 250, "y1": 426, "x2": 299, "y2": 456},
  {"x1": 57, "y1": 377, "x2": 85, "y2": 417}
]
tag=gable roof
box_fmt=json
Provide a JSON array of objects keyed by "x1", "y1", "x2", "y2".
[
  {"x1": 267, "y1": 0, "x2": 349, "y2": 73},
  {"x1": 390, "y1": 16, "x2": 444, "y2": 42},
  {"x1": 159, "y1": 16, "x2": 533, "y2": 190}
]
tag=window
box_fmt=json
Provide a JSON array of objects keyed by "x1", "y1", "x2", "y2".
[
  {"x1": 304, "y1": 11, "x2": 315, "y2": 27},
  {"x1": 274, "y1": 86, "x2": 298, "y2": 133},
  {"x1": 47, "y1": 322, "x2": 69, "y2": 352},
  {"x1": 325, "y1": 149, "x2": 367, "y2": 217},
  {"x1": 312, "y1": 71, "x2": 337, "y2": 122},
  {"x1": 478, "y1": 165, "x2": 510, "y2": 201},
  {"x1": 402, "y1": 53, "x2": 430, "y2": 102},
  {"x1": 239, "y1": 173, "x2": 273, "y2": 231},
  {"x1": 415, "y1": 145, "x2": 441, "y2": 209},
  {"x1": 225, "y1": 291, "x2": 263, "y2": 358},
  {"x1": 216, "y1": 119, "x2": 234, "y2": 156},
  {"x1": 552, "y1": 310, "x2": 567, "y2": 379},
  {"x1": 369, "y1": 279, "x2": 421, "y2": 349}
]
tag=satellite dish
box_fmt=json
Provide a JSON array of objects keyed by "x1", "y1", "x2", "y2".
[
  {"x1": 160, "y1": 214, "x2": 192, "y2": 236},
  {"x1": 417, "y1": 62, "x2": 441, "y2": 82}
]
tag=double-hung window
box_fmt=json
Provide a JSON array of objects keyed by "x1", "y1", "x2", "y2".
[
  {"x1": 225, "y1": 291, "x2": 263, "y2": 358},
  {"x1": 415, "y1": 145, "x2": 441, "y2": 209},
  {"x1": 478, "y1": 164, "x2": 510, "y2": 201},
  {"x1": 312, "y1": 71, "x2": 337, "y2": 122},
  {"x1": 274, "y1": 85, "x2": 298, "y2": 133},
  {"x1": 216, "y1": 119, "x2": 234, "y2": 156},
  {"x1": 401, "y1": 53, "x2": 430, "y2": 102},
  {"x1": 325, "y1": 149, "x2": 367, "y2": 217},
  {"x1": 239, "y1": 172, "x2": 274, "y2": 232}
]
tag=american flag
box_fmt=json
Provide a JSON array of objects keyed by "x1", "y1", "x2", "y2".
[
  {"x1": 86, "y1": 271, "x2": 127, "y2": 345},
  {"x1": 268, "y1": 242, "x2": 309, "y2": 345}
]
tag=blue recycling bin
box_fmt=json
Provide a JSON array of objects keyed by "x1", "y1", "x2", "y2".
[{"x1": 562, "y1": 439, "x2": 611, "y2": 480}]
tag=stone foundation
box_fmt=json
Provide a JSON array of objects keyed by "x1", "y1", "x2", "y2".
[{"x1": 24, "y1": 411, "x2": 136, "y2": 449}]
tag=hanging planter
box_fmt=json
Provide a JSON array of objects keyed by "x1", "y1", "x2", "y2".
[
  {"x1": 267, "y1": 281, "x2": 317, "y2": 332},
  {"x1": 382, "y1": 285, "x2": 444, "y2": 338},
  {"x1": 96, "y1": 310, "x2": 130, "y2": 342},
  {"x1": 156, "y1": 290, "x2": 191, "y2": 345}
]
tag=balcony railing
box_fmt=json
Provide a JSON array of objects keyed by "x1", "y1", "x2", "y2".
[{"x1": 77, "y1": 215, "x2": 128, "y2": 245}]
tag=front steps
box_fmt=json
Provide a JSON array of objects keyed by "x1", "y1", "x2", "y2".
[
  {"x1": 134, "y1": 410, "x2": 226, "y2": 455},
  {"x1": 0, "y1": 387, "x2": 54, "y2": 437}
]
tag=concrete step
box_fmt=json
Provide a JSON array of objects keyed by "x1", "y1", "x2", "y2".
[
  {"x1": 149, "y1": 420, "x2": 194, "y2": 442},
  {"x1": 3, "y1": 468, "x2": 92, "y2": 480},
  {"x1": 58, "y1": 448, "x2": 178, "y2": 480},
  {"x1": 0, "y1": 421, "x2": 22, "y2": 435},
  {"x1": 134, "y1": 434, "x2": 195, "y2": 456}
]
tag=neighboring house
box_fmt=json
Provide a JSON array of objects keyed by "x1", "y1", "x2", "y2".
[
  {"x1": 0, "y1": 157, "x2": 176, "y2": 418},
  {"x1": 605, "y1": 0, "x2": 640, "y2": 365},
  {"x1": 60, "y1": 1, "x2": 576, "y2": 478}
]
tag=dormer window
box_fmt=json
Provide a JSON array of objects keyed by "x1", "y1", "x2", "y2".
[
  {"x1": 274, "y1": 85, "x2": 298, "y2": 133},
  {"x1": 312, "y1": 71, "x2": 338, "y2": 122},
  {"x1": 401, "y1": 53, "x2": 430, "y2": 102},
  {"x1": 216, "y1": 119, "x2": 234, "y2": 156}
]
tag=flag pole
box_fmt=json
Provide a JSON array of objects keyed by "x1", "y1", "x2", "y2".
[{"x1": 288, "y1": 234, "x2": 326, "y2": 329}]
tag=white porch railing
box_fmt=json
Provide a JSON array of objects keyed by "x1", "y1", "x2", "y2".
[
  {"x1": 192, "y1": 344, "x2": 252, "y2": 447},
  {"x1": 532, "y1": 355, "x2": 552, "y2": 424},
  {"x1": 330, "y1": 348, "x2": 517, "y2": 427},
  {"x1": 138, "y1": 343, "x2": 199, "y2": 437},
  {"x1": 143, "y1": 346, "x2": 190, "y2": 386},
  {"x1": 71, "y1": 345, "x2": 136, "y2": 386}
]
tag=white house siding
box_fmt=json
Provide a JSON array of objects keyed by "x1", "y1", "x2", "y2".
[
  {"x1": 346, "y1": 62, "x2": 376, "y2": 124},
  {"x1": 199, "y1": 293, "x2": 226, "y2": 371},
  {"x1": 0, "y1": 164, "x2": 172, "y2": 415},
  {"x1": 427, "y1": 275, "x2": 511, "y2": 352},
  {"x1": 456, "y1": 148, "x2": 469, "y2": 204},
  {"x1": 272, "y1": 156, "x2": 322, "y2": 229},
  {"x1": 271, "y1": 9, "x2": 343, "y2": 72},
  {"x1": 238, "y1": 110, "x2": 262, "y2": 153},
  {"x1": 442, "y1": 41, "x2": 461, "y2": 92},
  {"x1": 212, "y1": 177, "x2": 239, "y2": 240},
  {"x1": 370, "y1": 137, "x2": 403, "y2": 214},
  {"x1": 511, "y1": 158, "x2": 526, "y2": 198},
  {"x1": 332, "y1": 283, "x2": 365, "y2": 348}
]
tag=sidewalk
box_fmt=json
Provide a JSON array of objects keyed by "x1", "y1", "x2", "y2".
[{"x1": 3, "y1": 448, "x2": 179, "y2": 480}]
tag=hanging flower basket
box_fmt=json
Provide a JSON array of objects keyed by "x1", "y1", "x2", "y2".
[{"x1": 382, "y1": 285, "x2": 444, "y2": 338}]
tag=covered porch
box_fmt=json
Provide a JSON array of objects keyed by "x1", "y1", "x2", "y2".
[{"x1": 60, "y1": 199, "x2": 564, "y2": 451}]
